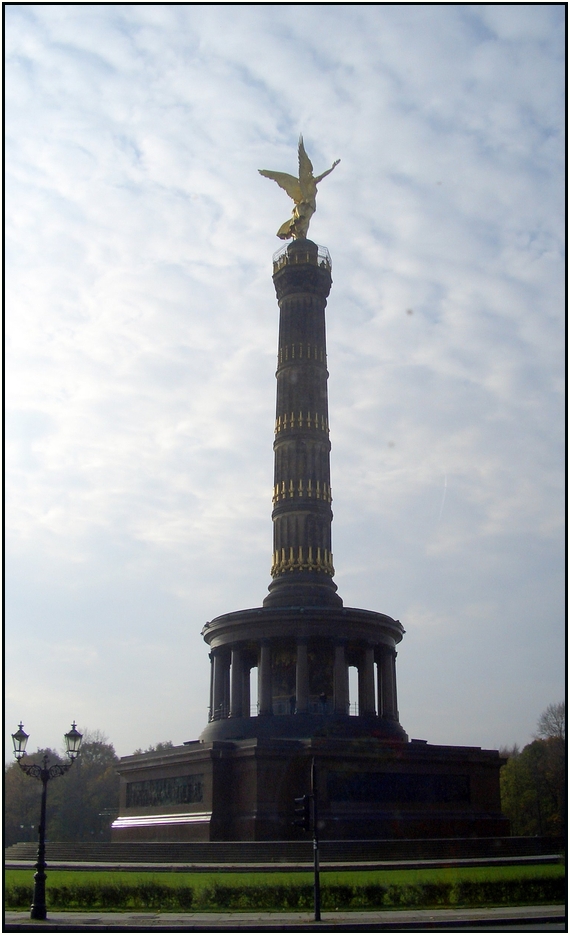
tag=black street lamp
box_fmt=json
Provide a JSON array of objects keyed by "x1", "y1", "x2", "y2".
[{"x1": 12, "y1": 722, "x2": 83, "y2": 920}]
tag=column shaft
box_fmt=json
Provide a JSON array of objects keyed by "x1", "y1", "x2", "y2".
[
  {"x1": 212, "y1": 651, "x2": 228, "y2": 720},
  {"x1": 380, "y1": 648, "x2": 397, "y2": 719},
  {"x1": 333, "y1": 643, "x2": 348, "y2": 714},
  {"x1": 360, "y1": 646, "x2": 376, "y2": 715},
  {"x1": 376, "y1": 654, "x2": 382, "y2": 718},
  {"x1": 264, "y1": 242, "x2": 341, "y2": 609},
  {"x1": 230, "y1": 647, "x2": 243, "y2": 717},
  {"x1": 242, "y1": 663, "x2": 251, "y2": 718},
  {"x1": 258, "y1": 643, "x2": 272, "y2": 715},
  {"x1": 392, "y1": 650, "x2": 399, "y2": 720},
  {"x1": 295, "y1": 642, "x2": 309, "y2": 713}
]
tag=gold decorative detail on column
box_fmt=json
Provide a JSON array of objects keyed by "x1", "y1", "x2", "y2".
[
  {"x1": 274, "y1": 411, "x2": 329, "y2": 434},
  {"x1": 272, "y1": 479, "x2": 332, "y2": 503},
  {"x1": 270, "y1": 545, "x2": 335, "y2": 577},
  {"x1": 278, "y1": 344, "x2": 328, "y2": 366}
]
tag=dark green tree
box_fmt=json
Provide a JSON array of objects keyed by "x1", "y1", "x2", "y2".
[
  {"x1": 4, "y1": 748, "x2": 61, "y2": 847},
  {"x1": 5, "y1": 731, "x2": 120, "y2": 845},
  {"x1": 500, "y1": 704, "x2": 566, "y2": 837}
]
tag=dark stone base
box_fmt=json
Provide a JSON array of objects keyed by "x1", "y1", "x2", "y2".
[
  {"x1": 263, "y1": 572, "x2": 343, "y2": 608},
  {"x1": 199, "y1": 712, "x2": 408, "y2": 743},
  {"x1": 113, "y1": 736, "x2": 509, "y2": 843}
]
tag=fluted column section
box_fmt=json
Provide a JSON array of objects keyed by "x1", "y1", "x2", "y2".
[
  {"x1": 380, "y1": 647, "x2": 398, "y2": 719},
  {"x1": 242, "y1": 662, "x2": 251, "y2": 718},
  {"x1": 212, "y1": 650, "x2": 229, "y2": 720},
  {"x1": 360, "y1": 646, "x2": 376, "y2": 715},
  {"x1": 295, "y1": 641, "x2": 309, "y2": 713},
  {"x1": 258, "y1": 642, "x2": 272, "y2": 715},
  {"x1": 230, "y1": 647, "x2": 243, "y2": 717},
  {"x1": 264, "y1": 239, "x2": 342, "y2": 609},
  {"x1": 333, "y1": 642, "x2": 349, "y2": 714},
  {"x1": 392, "y1": 651, "x2": 399, "y2": 720},
  {"x1": 208, "y1": 653, "x2": 214, "y2": 720}
]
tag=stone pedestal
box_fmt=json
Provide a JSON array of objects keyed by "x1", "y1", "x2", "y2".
[{"x1": 112, "y1": 737, "x2": 509, "y2": 842}]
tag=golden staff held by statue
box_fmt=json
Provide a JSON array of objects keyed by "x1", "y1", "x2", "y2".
[{"x1": 259, "y1": 136, "x2": 340, "y2": 240}]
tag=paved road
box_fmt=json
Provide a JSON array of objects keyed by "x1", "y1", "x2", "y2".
[{"x1": 3, "y1": 906, "x2": 566, "y2": 932}]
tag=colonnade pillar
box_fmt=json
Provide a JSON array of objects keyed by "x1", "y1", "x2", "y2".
[
  {"x1": 258, "y1": 642, "x2": 272, "y2": 715},
  {"x1": 212, "y1": 650, "x2": 229, "y2": 720},
  {"x1": 211, "y1": 639, "x2": 399, "y2": 725},
  {"x1": 380, "y1": 647, "x2": 398, "y2": 719},
  {"x1": 360, "y1": 645, "x2": 376, "y2": 715},
  {"x1": 295, "y1": 642, "x2": 309, "y2": 713},
  {"x1": 333, "y1": 642, "x2": 349, "y2": 714},
  {"x1": 392, "y1": 651, "x2": 399, "y2": 720},
  {"x1": 242, "y1": 661, "x2": 251, "y2": 718},
  {"x1": 230, "y1": 647, "x2": 243, "y2": 717}
]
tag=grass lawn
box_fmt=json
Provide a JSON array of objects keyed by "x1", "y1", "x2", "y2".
[
  {"x1": 5, "y1": 862, "x2": 564, "y2": 891},
  {"x1": 6, "y1": 864, "x2": 564, "y2": 912}
]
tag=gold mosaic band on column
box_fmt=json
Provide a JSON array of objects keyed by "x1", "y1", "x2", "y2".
[
  {"x1": 272, "y1": 479, "x2": 332, "y2": 504},
  {"x1": 278, "y1": 344, "x2": 326, "y2": 364},
  {"x1": 271, "y1": 546, "x2": 335, "y2": 577},
  {"x1": 275, "y1": 412, "x2": 329, "y2": 433}
]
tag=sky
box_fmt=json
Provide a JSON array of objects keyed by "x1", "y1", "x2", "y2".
[{"x1": 5, "y1": 4, "x2": 565, "y2": 763}]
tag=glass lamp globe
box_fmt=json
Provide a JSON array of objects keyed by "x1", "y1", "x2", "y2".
[
  {"x1": 64, "y1": 722, "x2": 83, "y2": 760},
  {"x1": 12, "y1": 723, "x2": 29, "y2": 760}
]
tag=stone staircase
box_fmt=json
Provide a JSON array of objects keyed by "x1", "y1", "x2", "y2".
[{"x1": 5, "y1": 837, "x2": 564, "y2": 868}]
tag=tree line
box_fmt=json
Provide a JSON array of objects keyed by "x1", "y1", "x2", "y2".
[
  {"x1": 5, "y1": 705, "x2": 565, "y2": 845},
  {"x1": 499, "y1": 702, "x2": 565, "y2": 837},
  {"x1": 4, "y1": 733, "x2": 179, "y2": 846}
]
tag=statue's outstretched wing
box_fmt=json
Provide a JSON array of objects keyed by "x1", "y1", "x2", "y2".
[
  {"x1": 258, "y1": 169, "x2": 302, "y2": 203},
  {"x1": 298, "y1": 136, "x2": 314, "y2": 182}
]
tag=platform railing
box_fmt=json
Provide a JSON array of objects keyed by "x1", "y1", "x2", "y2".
[{"x1": 273, "y1": 244, "x2": 331, "y2": 274}]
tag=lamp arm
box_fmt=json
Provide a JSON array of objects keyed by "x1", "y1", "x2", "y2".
[
  {"x1": 48, "y1": 763, "x2": 73, "y2": 780},
  {"x1": 17, "y1": 762, "x2": 44, "y2": 782},
  {"x1": 17, "y1": 759, "x2": 74, "y2": 782}
]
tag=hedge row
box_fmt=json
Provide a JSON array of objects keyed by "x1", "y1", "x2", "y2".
[{"x1": 5, "y1": 877, "x2": 565, "y2": 911}]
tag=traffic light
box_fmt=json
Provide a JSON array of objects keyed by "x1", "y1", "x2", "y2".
[{"x1": 293, "y1": 794, "x2": 312, "y2": 831}]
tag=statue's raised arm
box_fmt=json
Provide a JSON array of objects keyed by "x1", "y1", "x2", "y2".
[{"x1": 259, "y1": 136, "x2": 340, "y2": 240}]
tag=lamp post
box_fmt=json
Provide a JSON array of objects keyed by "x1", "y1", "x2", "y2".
[{"x1": 12, "y1": 722, "x2": 83, "y2": 921}]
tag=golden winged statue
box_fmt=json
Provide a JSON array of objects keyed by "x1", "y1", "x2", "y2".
[{"x1": 259, "y1": 136, "x2": 340, "y2": 240}]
